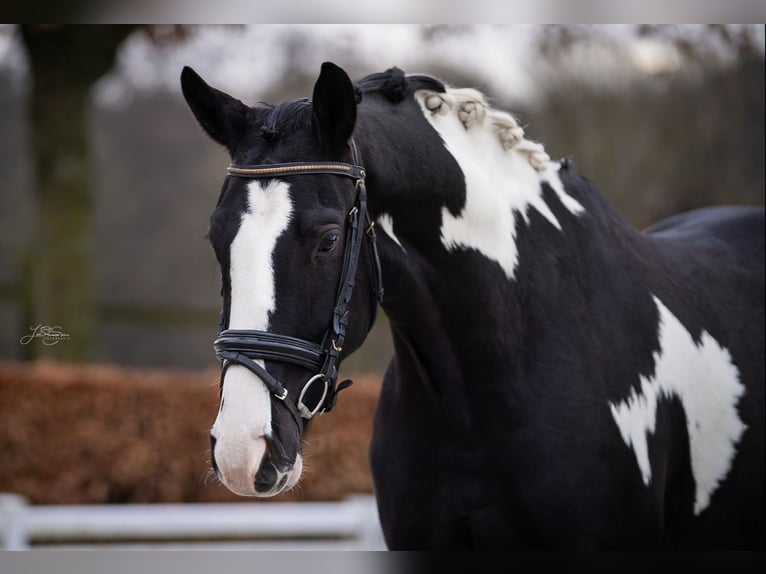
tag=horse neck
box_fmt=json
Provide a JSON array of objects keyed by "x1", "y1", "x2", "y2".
[
  {"x1": 363, "y1": 140, "x2": 649, "y2": 420},
  {"x1": 354, "y1": 88, "x2": 657, "y2": 416}
]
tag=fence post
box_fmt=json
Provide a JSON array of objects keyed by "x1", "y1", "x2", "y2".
[
  {"x1": 348, "y1": 495, "x2": 385, "y2": 550},
  {"x1": 0, "y1": 493, "x2": 29, "y2": 550}
]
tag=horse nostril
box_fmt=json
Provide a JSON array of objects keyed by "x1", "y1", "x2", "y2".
[
  {"x1": 254, "y1": 452, "x2": 278, "y2": 492},
  {"x1": 209, "y1": 434, "x2": 220, "y2": 476}
]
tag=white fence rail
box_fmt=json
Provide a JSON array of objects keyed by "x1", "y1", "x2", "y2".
[{"x1": 0, "y1": 493, "x2": 385, "y2": 550}]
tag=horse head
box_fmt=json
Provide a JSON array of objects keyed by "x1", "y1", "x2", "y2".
[{"x1": 182, "y1": 62, "x2": 381, "y2": 497}]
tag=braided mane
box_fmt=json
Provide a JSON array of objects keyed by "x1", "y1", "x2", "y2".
[{"x1": 417, "y1": 86, "x2": 552, "y2": 173}]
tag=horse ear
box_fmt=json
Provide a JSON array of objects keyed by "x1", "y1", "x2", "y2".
[
  {"x1": 180, "y1": 66, "x2": 249, "y2": 155},
  {"x1": 312, "y1": 62, "x2": 357, "y2": 152}
]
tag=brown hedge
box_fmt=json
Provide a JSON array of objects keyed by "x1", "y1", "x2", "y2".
[{"x1": 0, "y1": 361, "x2": 381, "y2": 505}]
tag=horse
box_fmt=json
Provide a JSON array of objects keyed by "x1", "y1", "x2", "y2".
[{"x1": 180, "y1": 62, "x2": 765, "y2": 550}]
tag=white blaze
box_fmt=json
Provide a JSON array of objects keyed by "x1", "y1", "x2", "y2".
[
  {"x1": 228, "y1": 179, "x2": 293, "y2": 331},
  {"x1": 609, "y1": 296, "x2": 747, "y2": 514},
  {"x1": 210, "y1": 179, "x2": 293, "y2": 496}
]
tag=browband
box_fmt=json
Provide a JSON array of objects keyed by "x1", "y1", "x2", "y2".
[{"x1": 227, "y1": 162, "x2": 366, "y2": 180}]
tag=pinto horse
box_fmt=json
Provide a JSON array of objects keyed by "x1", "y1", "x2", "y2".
[{"x1": 181, "y1": 62, "x2": 764, "y2": 549}]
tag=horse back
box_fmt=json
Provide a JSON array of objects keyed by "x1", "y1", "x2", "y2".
[{"x1": 645, "y1": 205, "x2": 765, "y2": 266}]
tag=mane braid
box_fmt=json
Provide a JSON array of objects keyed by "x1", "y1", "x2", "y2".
[
  {"x1": 420, "y1": 86, "x2": 552, "y2": 172},
  {"x1": 356, "y1": 68, "x2": 446, "y2": 99}
]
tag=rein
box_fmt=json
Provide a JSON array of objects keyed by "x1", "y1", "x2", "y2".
[{"x1": 213, "y1": 142, "x2": 384, "y2": 429}]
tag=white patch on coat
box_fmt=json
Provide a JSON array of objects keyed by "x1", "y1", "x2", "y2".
[
  {"x1": 377, "y1": 213, "x2": 405, "y2": 252},
  {"x1": 210, "y1": 179, "x2": 293, "y2": 496},
  {"x1": 414, "y1": 87, "x2": 584, "y2": 279},
  {"x1": 609, "y1": 296, "x2": 747, "y2": 515}
]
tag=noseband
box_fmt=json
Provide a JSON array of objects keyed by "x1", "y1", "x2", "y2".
[{"x1": 213, "y1": 142, "x2": 384, "y2": 430}]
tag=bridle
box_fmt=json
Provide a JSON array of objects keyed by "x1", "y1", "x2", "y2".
[{"x1": 213, "y1": 141, "x2": 384, "y2": 432}]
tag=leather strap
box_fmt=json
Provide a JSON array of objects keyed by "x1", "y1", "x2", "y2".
[
  {"x1": 218, "y1": 352, "x2": 305, "y2": 436},
  {"x1": 227, "y1": 162, "x2": 365, "y2": 181},
  {"x1": 214, "y1": 330, "x2": 325, "y2": 372}
]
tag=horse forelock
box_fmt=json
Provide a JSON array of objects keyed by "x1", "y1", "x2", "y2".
[{"x1": 251, "y1": 99, "x2": 313, "y2": 142}]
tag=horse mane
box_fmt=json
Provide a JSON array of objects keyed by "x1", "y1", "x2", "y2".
[
  {"x1": 358, "y1": 67, "x2": 552, "y2": 174},
  {"x1": 419, "y1": 86, "x2": 552, "y2": 173},
  {"x1": 356, "y1": 67, "x2": 445, "y2": 102},
  {"x1": 258, "y1": 68, "x2": 551, "y2": 177}
]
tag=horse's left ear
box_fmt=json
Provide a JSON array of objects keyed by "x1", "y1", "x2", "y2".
[{"x1": 312, "y1": 62, "x2": 357, "y2": 152}]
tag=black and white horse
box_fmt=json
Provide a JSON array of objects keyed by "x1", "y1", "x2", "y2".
[{"x1": 181, "y1": 62, "x2": 764, "y2": 549}]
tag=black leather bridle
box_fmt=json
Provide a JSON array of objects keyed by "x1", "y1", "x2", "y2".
[{"x1": 213, "y1": 142, "x2": 384, "y2": 431}]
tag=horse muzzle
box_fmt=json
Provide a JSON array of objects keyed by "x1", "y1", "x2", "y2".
[{"x1": 210, "y1": 432, "x2": 303, "y2": 497}]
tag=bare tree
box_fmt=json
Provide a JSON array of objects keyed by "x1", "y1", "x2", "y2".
[{"x1": 20, "y1": 25, "x2": 136, "y2": 361}]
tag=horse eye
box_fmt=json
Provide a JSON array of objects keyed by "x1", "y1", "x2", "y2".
[{"x1": 317, "y1": 231, "x2": 339, "y2": 255}]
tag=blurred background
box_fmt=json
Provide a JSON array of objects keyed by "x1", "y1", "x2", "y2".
[
  {"x1": 0, "y1": 24, "x2": 763, "y2": 506},
  {"x1": 1, "y1": 24, "x2": 763, "y2": 369}
]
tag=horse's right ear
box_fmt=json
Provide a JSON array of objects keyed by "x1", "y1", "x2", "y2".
[{"x1": 181, "y1": 66, "x2": 249, "y2": 155}]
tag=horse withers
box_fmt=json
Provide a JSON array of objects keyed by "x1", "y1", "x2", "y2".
[{"x1": 181, "y1": 62, "x2": 764, "y2": 549}]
